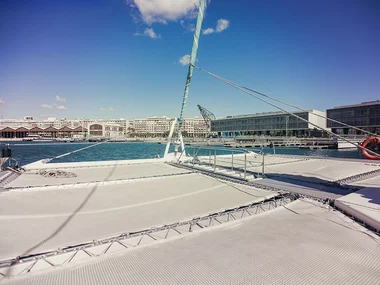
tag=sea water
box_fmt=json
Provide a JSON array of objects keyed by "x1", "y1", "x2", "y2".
[{"x1": 2, "y1": 141, "x2": 362, "y2": 166}]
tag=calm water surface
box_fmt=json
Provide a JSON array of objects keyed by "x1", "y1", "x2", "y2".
[{"x1": 2, "y1": 141, "x2": 363, "y2": 166}]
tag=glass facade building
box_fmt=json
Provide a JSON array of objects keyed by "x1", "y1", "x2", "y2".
[
  {"x1": 211, "y1": 110, "x2": 326, "y2": 136},
  {"x1": 326, "y1": 101, "x2": 380, "y2": 135}
]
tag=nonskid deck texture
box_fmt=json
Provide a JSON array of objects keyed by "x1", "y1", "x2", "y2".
[
  {"x1": 0, "y1": 161, "x2": 277, "y2": 260},
  {"x1": 350, "y1": 175, "x2": 380, "y2": 187},
  {"x1": 1, "y1": 156, "x2": 380, "y2": 284},
  {"x1": 2, "y1": 199, "x2": 380, "y2": 285},
  {"x1": 194, "y1": 153, "x2": 380, "y2": 190},
  {"x1": 197, "y1": 153, "x2": 380, "y2": 185},
  {"x1": 335, "y1": 187, "x2": 380, "y2": 232},
  {"x1": 266, "y1": 156, "x2": 380, "y2": 188},
  {"x1": 178, "y1": 153, "x2": 380, "y2": 233},
  {"x1": 263, "y1": 157, "x2": 380, "y2": 185},
  {"x1": 3, "y1": 162, "x2": 192, "y2": 189}
]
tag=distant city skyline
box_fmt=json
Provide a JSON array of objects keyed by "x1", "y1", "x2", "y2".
[{"x1": 1, "y1": 0, "x2": 379, "y2": 120}]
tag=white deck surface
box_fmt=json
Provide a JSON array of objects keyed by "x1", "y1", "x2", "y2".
[
  {"x1": 5, "y1": 163, "x2": 190, "y2": 189},
  {"x1": 263, "y1": 158, "x2": 380, "y2": 183},
  {"x1": 198, "y1": 153, "x2": 307, "y2": 169},
  {"x1": 335, "y1": 187, "x2": 380, "y2": 232},
  {"x1": 0, "y1": 169, "x2": 275, "y2": 260},
  {"x1": 350, "y1": 175, "x2": 380, "y2": 188},
  {"x1": 198, "y1": 154, "x2": 380, "y2": 184},
  {"x1": 254, "y1": 178, "x2": 350, "y2": 199},
  {"x1": 3, "y1": 199, "x2": 380, "y2": 285},
  {"x1": 22, "y1": 157, "x2": 165, "y2": 170}
]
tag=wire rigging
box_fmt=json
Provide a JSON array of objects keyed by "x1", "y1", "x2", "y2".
[
  {"x1": 44, "y1": 138, "x2": 117, "y2": 163},
  {"x1": 241, "y1": 86, "x2": 378, "y2": 138},
  {"x1": 191, "y1": 64, "x2": 380, "y2": 158},
  {"x1": 194, "y1": 64, "x2": 377, "y2": 137}
]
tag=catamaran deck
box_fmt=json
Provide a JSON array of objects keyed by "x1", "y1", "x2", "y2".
[
  {"x1": 2, "y1": 199, "x2": 379, "y2": 285},
  {"x1": 335, "y1": 187, "x2": 380, "y2": 232},
  {"x1": 4, "y1": 161, "x2": 192, "y2": 189},
  {"x1": 0, "y1": 154, "x2": 379, "y2": 284},
  {"x1": 0, "y1": 161, "x2": 277, "y2": 260},
  {"x1": 197, "y1": 153, "x2": 380, "y2": 185}
]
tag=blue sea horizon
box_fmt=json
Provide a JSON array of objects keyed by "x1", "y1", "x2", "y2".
[{"x1": 1, "y1": 141, "x2": 362, "y2": 166}]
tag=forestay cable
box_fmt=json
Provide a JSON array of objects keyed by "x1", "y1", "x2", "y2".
[
  {"x1": 44, "y1": 138, "x2": 117, "y2": 163},
  {"x1": 195, "y1": 64, "x2": 377, "y2": 137},
  {"x1": 191, "y1": 64, "x2": 380, "y2": 158},
  {"x1": 242, "y1": 85, "x2": 378, "y2": 138}
]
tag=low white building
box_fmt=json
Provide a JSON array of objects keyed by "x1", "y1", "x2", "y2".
[
  {"x1": 134, "y1": 116, "x2": 172, "y2": 135},
  {"x1": 134, "y1": 116, "x2": 209, "y2": 137},
  {"x1": 88, "y1": 123, "x2": 125, "y2": 138},
  {"x1": 0, "y1": 116, "x2": 209, "y2": 138},
  {"x1": 0, "y1": 118, "x2": 131, "y2": 138},
  {"x1": 182, "y1": 117, "x2": 209, "y2": 137}
]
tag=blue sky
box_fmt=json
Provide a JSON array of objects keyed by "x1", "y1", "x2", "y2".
[{"x1": 0, "y1": 0, "x2": 379, "y2": 120}]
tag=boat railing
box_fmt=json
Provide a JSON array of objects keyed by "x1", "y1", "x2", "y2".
[
  {"x1": 176, "y1": 145, "x2": 266, "y2": 179},
  {"x1": 0, "y1": 157, "x2": 18, "y2": 170}
]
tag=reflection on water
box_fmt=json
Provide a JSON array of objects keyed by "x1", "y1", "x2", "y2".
[{"x1": 2, "y1": 141, "x2": 362, "y2": 166}]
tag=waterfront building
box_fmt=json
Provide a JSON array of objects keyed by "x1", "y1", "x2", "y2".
[
  {"x1": 134, "y1": 116, "x2": 209, "y2": 137},
  {"x1": 326, "y1": 101, "x2": 380, "y2": 135},
  {"x1": 134, "y1": 116, "x2": 172, "y2": 135},
  {"x1": 0, "y1": 118, "x2": 131, "y2": 138},
  {"x1": 182, "y1": 117, "x2": 209, "y2": 137},
  {"x1": 0, "y1": 116, "x2": 208, "y2": 138},
  {"x1": 211, "y1": 110, "x2": 327, "y2": 137},
  {"x1": 88, "y1": 123, "x2": 124, "y2": 138}
]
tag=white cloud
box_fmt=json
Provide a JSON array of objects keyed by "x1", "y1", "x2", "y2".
[
  {"x1": 135, "y1": 28, "x2": 160, "y2": 39},
  {"x1": 202, "y1": 28, "x2": 214, "y2": 35},
  {"x1": 0, "y1": 99, "x2": 5, "y2": 105},
  {"x1": 100, "y1": 107, "x2": 114, "y2": 112},
  {"x1": 55, "y1": 95, "x2": 66, "y2": 102},
  {"x1": 144, "y1": 28, "x2": 159, "y2": 39},
  {"x1": 127, "y1": 0, "x2": 199, "y2": 25},
  {"x1": 56, "y1": 105, "x2": 67, "y2": 110},
  {"x1": 180, "y1": 19, "x2": 195, "y2": 32},
  {"x1": 203, "y1": 18, "x2": 230, "y2": 35},
  {"x1": 216, "y1": 19, "x2": 229, "y2": 32},
  {"x1": 40, "y1": 103, "x2": 67, "y2": 110},
  {"x1": 178, "y1": 54, "x2": 199, "y2": 66},
  {"x1": 179, "y1": 54, "x2": 191, "y2": 66},
  {"x1": 40, "y1": 104, "x2": 53, "y2": 109}
]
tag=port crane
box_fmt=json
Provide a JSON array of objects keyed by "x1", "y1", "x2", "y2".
[{"x1": 197, "y1": 104, "x2": 216, "y2": 137}]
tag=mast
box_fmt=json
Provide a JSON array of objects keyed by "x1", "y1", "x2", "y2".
[{"x1": 177, "y1": 0, "x2": 206, "y2": 149}]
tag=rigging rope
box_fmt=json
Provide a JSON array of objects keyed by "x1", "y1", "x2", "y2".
[
  {"x1": 191, "y1": 64, "x2": 380, "y2": 158},
  {"x1": 44, "y1": 139, "x2": 116, "y2": 163},
  {"x1": 195, "y1": 65, "x2": 376, "y2": 137},
  {"x1": 240, "y1": 85, "x2": 378, "y2": 138}
]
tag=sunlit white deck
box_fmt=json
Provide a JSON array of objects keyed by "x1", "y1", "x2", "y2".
[
  {"x1": 188, "y1": 153, "x2": 380, "y2": 230},
  {"x1": 2, "y1": 199, "x2": 379, "y2": 285},
  {"x1": 263, "y1": 156, "x2": 380, "y2": 184},
  {"x1": 1, "y1": 154, "x2": 380, "y2": 284},
  {"x1": 193, "y1": 153, "x2": 380, "y2": 199},
  {"x1": 197, "y1": 153, "x2": 380, "y2": 184},
  {"x1": 0, "y1": 161, "x2": 276, "y2": 260},
  {"x1": 335, "y1": 187, "x2": 380, "y2": 232},
  {"x1": 5, "y1": 161, "x2": 191, "y2": 189}
]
